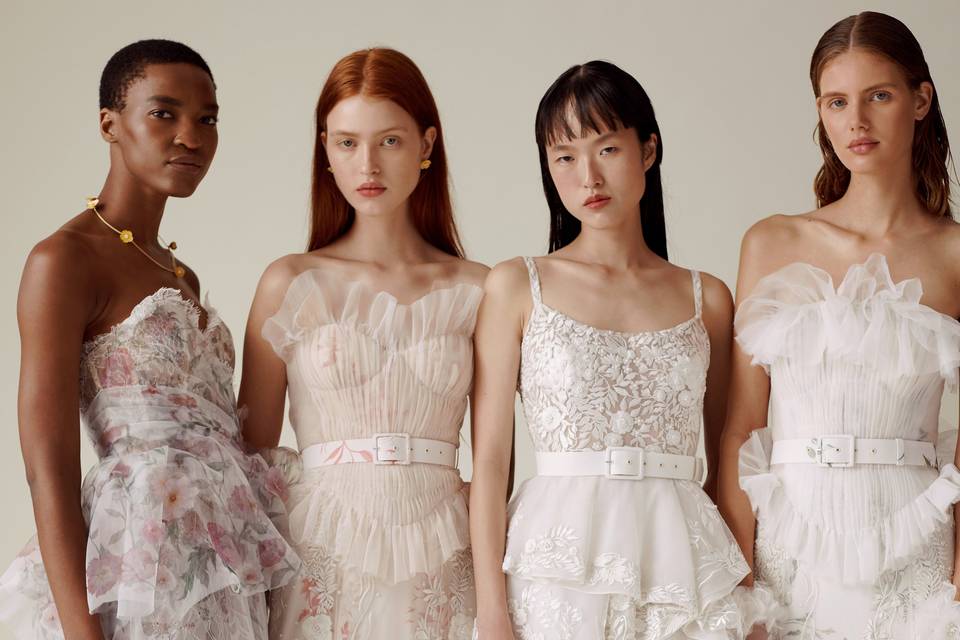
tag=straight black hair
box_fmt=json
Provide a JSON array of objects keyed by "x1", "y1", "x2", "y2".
[{"x1": 534, "y1": 60, "x2": 667, "y2": 258}]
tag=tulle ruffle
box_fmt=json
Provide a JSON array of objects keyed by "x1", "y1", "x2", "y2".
[
  {"x1": 739, "y1": 427, "x2": 960, "y2": 585},
  {"x1": 734, "y1": 253, "x2": 960, "y2": 389},
  {"x1": 262, "y1": 272, "x2": 484, "y2": 361},
  {"x1": 502, "y1": 476, "x2": 749, "y2": 615},
  {"x1": 283, "y1": 460, "x2": 471, "y2": 585}
]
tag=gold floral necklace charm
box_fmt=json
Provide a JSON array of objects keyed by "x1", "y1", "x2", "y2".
[{"x1": 87, "y1": 196, "x2": 185, "y2": 278}]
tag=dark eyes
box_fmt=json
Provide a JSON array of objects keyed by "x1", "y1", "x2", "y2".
[{"x1": 149, "y1": 110, "x2": 218, "y2": 125}]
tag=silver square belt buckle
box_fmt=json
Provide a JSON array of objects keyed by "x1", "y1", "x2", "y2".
[
  {"x1": 374, "y1": 433, "x2": 412, "y2": 465},
  {"x1": 815, "y1": 434, "x2": 855, "y2": 468},
  {"x1": 604, "y1": 447, "x2": 645, "y2": 480}
]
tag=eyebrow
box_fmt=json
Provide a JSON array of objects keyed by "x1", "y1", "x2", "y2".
[
  {"x1": 328, "y1": 125, "x2": 410, "y2": 137},
  {"x1": 551, "y1": 131, "x2": 619, "y2": 151},
  {"x1": 819, "y1": 83, "x2": 897, "y2": 99},
  {"x1": 146, "y1": 95, "x2": 219, "y2": 111}
]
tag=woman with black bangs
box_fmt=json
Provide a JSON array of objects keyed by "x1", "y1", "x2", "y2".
[{"x1": 470, "y1": 61, "x2": 773, "y2": 639}]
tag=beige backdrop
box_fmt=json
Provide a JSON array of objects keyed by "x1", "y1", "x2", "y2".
[{"x1": 1, "y1": 1, "x2": 958, "y2": 635}]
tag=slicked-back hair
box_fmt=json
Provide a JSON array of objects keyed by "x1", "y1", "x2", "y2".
[
  {"x1": 811, "y1": 12, "x2": 954, "y2": 218},
  {"x1": 535, "y1": 60, "x2": 667, "y2": 258},
  {"x1": 100, "y1": 39, "x2": 214, "y2": 112}
]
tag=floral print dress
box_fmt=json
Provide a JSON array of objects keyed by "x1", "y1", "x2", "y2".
[
  {"x1": 501, "y1": 258, "x2": 758, "y2": 640},
  {"x1": 0, "y1": 288, "x2": 300, "y2": 639},
  {"x1": 260, "y1": 273, "x2": 481, "y2": 640}
]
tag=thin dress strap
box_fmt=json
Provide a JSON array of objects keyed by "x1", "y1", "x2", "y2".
[
  {"x1": 690, "y1": 270, "x2": 703, "y2": 318},
  {"x1": 522, "y1": 257, "x2": 543, "y2": 306}
]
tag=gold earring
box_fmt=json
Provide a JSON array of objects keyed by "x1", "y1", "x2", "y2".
[
  {"x1": 420, "y1": 159, "x2": 431, "y2": 170},
  {"x1": 327, "y1": 167, "x2": 334, "y2": 173}
]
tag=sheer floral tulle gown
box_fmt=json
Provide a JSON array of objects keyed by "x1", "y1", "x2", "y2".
[
  {"x1": 261, "y1": 272, "x2": 481, "y2": 640},
  {"x1": 736, "y1": 254, "x2": 960, "y2": 638},
  {"x1": 501, "y1": 258, "x2": 766, "y2": 640},
  {"x1": 0, "y1": 288, "x2": 300, "y2": 639}
]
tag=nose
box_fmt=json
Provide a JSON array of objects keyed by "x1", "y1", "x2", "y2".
[
  {"x1": 174, "y1": 121, "x2": 203, "y2": 150},
  {"x1": 582, "y1": 156, "x2": 603, "y2": 189},
  {"x1": 848, "y1": 98, "x2": 870, "y2": 133},
  {"x1": 360, "y1": 144, "x2": 380, "y2": 176}
]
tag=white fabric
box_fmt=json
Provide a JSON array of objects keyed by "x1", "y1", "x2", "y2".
[
  {"x1": 261, "y1": 273, "x2": 481, "y2": 640},
  {"x1": 735, "y1": 253, "x2": 960, "y2": 638},
  {"x1": 501, "y1": 258, "x2": 756, "y2": 639},
  {"x1": 535, "y1": 449, "x2": 704, "y2": 481}
]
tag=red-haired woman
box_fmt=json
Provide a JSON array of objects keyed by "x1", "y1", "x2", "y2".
[
  {"x1": 718, "y1": 11, "x2": 960, "y2": 638},
  {"x1": 238, "y1": 48, "x2": 487, "y2": 639}
]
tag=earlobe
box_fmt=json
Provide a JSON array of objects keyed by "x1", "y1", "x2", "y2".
[
  {"x1": 643, "y1": 134, "x2": 658, "y2": 171},
  {"x1": 422, "y1": 126, "x2": 437, "y2": 159},
  {"x1": 915, "y1": 82, "x2": 934, "y2": 120}
]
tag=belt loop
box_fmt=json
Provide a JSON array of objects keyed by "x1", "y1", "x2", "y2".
[{"x1": 895, "y1": 438, "x2": 905, "y2": 466}]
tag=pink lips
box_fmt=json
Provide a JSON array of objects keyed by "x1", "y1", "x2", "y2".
[
  {"x1": 583, "y1": 194, "x2": 611, "y2": 210},
  {"x1": 847, "y1": 137, "x2": 879, "y2": 154},
  {"x1": 357, "y1": 181, "x2": 387, "y2": 198}
]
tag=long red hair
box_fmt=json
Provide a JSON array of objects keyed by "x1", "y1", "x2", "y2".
[{"x1": 308, "y1": 48, "x2": 464, "y2": 256}]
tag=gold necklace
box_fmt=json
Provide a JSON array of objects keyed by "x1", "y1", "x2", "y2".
[{"x1": 86, "y1": 197, "x2": 185, "y2": 279}]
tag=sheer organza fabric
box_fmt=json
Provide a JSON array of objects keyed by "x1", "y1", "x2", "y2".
[
  {"x1": 262, "y1": 272, "x2": 481, "y2": 640},
  {"x1": 0, "y1": 289, "x2": 300, "y2": 639},
  {"x1": 736, "y1": 254, "x2": 960, "y2": 638}
]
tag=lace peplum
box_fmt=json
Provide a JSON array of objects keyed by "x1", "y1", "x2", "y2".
[{"x1": 503, "y1": 258, "x2": 758, "y2": 640}]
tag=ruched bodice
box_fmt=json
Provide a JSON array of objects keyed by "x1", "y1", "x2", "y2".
[
  {"x1": 736, "y1": 253, "x2": 960, "y2": 637},
  {"x1": 262, "y1": 272, "x2": 481, "y2": 639}
]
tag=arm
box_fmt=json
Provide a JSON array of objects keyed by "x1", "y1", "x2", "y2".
[
  {"x1": 18, "y1": 238, "x2": 105, "y2": 639},
  {"x1": 469, "y1": 260, "x2": 528, "y2": 639},
  {"x1": 237, "y1": 259, "x2": 294, "y2": 450},
  {"x1": 717, "y1": 227, "x2": 774, "y2": 584},
  {"x1": 699, "y1": 273, "x2": 735, "y2": 502}
]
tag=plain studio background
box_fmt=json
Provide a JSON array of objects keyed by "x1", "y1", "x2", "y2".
[{"x1": 1, "y1": 1, "x2": 957, "y2": 633}]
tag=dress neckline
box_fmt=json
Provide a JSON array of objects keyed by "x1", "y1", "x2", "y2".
[
  {"x1": 761, "y1": 252, "x2": 960, "y2": 326},
  {"x1": 82, "y1": 287, "x2": 220, "y2": 353},
  {"x1": 283, "y1": 267, "x2": 484, "y2": 309}
]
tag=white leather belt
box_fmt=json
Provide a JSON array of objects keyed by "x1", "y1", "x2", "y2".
[
  {"x1": 301, "y1": 433, "x2": 458, "y2": 469},
  {"x1": 771, "y1": 435, "x2": 936, "y2": 468},
  {"x1": 535, "y1": 447, "x2": 704, "y2": 481}
]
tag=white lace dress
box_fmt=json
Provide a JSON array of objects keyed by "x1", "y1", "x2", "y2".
[
  {"x1": 0, "y1": 289, "x2": 300, "y2": 640},
  {"x1": 502, "y1": 258, "x2": 756, "y2": 640},
  {"x1": 261, "y1": 272, "x2": 481, "y2": 640},
  {"x1": 736, "y1": 254, "x2": 960, "y2": 638}
]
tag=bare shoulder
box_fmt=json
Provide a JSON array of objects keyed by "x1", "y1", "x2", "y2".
[
  {"x1": 698, "y1": 271, "x2": 734, "y2": 312},
  {"x1": 451, "y1": 258, "x2": 490, "y2": 288},
  {"x1": 484, "y1": 257, "x2": 532, "y2": 299},
  {"x1": 19, "y1": 228, "x2": 100, "y2": 325},
  {"x1": 255, "y1": 253, "x2": 309, "y2": 303},
  {"x1": 934, "y1": 216, "x2": 960, "y2": 282}
]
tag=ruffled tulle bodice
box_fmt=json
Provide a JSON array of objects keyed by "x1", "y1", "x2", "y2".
[
  {"x1": 736, "y1": 253, "x2": 960, "y2": 586},
  {"x1": 0, "y1": 288, "x2": 299, "y2": 639},
  {"x1": 262, "y1": 272, "x2": 483, "y2": 584}
]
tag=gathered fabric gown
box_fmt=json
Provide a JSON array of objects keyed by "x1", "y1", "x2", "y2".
[
  {"x1": 501, "y1": 258, "x2": 767, "y2": 640},
  {"x1": 261, "y1": 272, "x2": 481, "y2": 640},
  {"x1": 736, "y1": 254, "x2": 960, "y2": 638},
  {"x1": 0, "y1": 288, "x2": 300, "y2": 639}
]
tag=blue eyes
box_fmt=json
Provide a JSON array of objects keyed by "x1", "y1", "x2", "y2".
[
  {"x1": 337, "y1": 137, "x2": 400, "y2": 149},
  {"x1": 828, "y1": 91, "x2": 892, "y2": 109}
]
